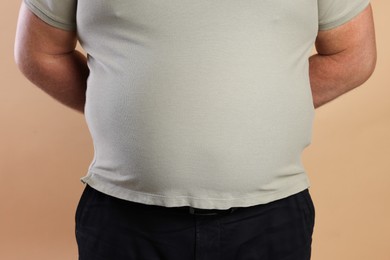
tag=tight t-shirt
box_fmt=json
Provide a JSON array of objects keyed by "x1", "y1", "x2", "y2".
[{"x1": 24, "y1": 0, "x2": 370, "y2": 209}]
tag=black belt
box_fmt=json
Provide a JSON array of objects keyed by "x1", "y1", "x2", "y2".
[{"x1": 187, "y1": 206, "x2": 239, "y2": 216}]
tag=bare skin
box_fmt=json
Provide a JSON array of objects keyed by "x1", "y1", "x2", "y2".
[
  {"x1": 310, "y1": 5, "x2": 377, "y2": 108},
  {"x1": 14, "y1": 3, "x2": 88, "y2": 113},
  {"x1": 14, "y1": 3, "x2": 376, "y2": 112}
]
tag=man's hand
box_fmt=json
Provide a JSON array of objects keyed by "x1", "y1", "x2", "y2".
[
  {"x1": 309, "y1": 4, "x2": 377, "y2": 109},
  {"x1": 14, "y1": 2, "x2": 89, "y2": 113}
]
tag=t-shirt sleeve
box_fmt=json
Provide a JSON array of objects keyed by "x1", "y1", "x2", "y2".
[
  {"x1": 23, "y1": 0, "x2": 77, "y2": 31},
  {"x1": 318, "y1": 0, "x2": 370, "y2": 30}
]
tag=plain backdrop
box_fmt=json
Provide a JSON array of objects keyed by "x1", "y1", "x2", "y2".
[{"x1": 1, "y1": 1, "x2": 389, "y2": 259}]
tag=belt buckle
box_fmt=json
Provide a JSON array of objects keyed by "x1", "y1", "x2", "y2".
[{"x1": 188, "y1": 207, "x2": 237, "y2": 216}]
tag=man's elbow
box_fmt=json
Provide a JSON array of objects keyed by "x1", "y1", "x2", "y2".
[
  {"x1": 14, "y1": 43, "x2": 44, "y2": 83},
  {"x1": 357, "y1": 26, "x2": 377, "y2": 84},
  {"x1": 14, "y1": 43, "x2": 33, "y2": 78},
  {"x1": 347, "y1": 44, "x2": 377, "y2": 87},
  {"x1": 366, "y1": 49, "x2": 377, "y2": 80},
  {"x1": 359, "y1": 48, "x2": 377, "y2": 86}
]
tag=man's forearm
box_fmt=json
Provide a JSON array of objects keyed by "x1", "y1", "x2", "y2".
[
  {"x1": 17, "y1": 49, "x2": 89, "y2": 113},
  {"x1": 309, "y1": 51, "x2": 375, "y2": 109}
]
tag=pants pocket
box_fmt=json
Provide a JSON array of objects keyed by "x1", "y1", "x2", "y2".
[
  {"x1": 299, "y1": 189, "x2": 315, "y2": 237},
  {"x1": 303, "y1": 189, "x2": 315, "y2": 227},
  {"x1": 75, "y1": 184, "x2": 93, "y2": 230}
]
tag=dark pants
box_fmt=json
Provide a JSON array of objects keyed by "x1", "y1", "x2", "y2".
[{"x1": 75, "y1": 185, "x2": 315, "y2": 260}]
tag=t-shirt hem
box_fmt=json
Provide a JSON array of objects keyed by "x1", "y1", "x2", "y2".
[
  {"x1": 80, "y1": 171, "x2": 311, "y2": 210},
  {"x1": 23, "y1": 0, "x2": 76, "y2": 31},
  {"x1": 319, "y1": 0, "x2": 370, "y2": 31}
]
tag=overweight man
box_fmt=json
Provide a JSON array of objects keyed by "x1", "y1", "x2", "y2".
[{"x1": 15, "y1": 0, "x2": 376, "y2": 259}]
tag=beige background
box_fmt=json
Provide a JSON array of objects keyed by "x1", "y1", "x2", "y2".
[{"x1": 1, "y1": 1, "x2": 389, "y2": 259}]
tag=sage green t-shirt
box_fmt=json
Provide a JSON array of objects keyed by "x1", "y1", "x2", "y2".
[{"x1": 24, "y1": 0, "x2": 370, "y2": 209}]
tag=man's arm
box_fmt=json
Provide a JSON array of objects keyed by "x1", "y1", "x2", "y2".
[
  {"x1": 14, "y1": 2, "x2": 89, "y2": 113},
  {"x1": 309, "y1": 4, "x2": 377, "y2": 109}
]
